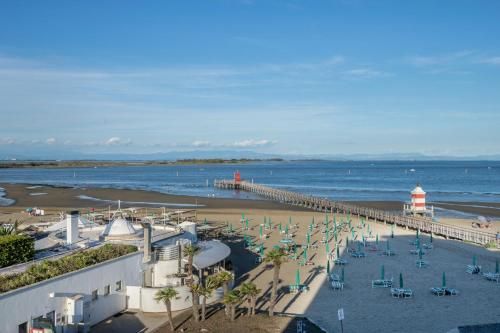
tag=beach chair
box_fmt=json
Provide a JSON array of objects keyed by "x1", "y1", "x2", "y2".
[
  {"x1": 331, "y1": 281, "x2": 344, "y2": 290},
  {"x1": 409, "y1": 248, "x2": 424, "y2": 255},
  {"x1": 466, "y1": 265, "x2": 481, "y2": 274},
  {"x1": 329, "y1": 273, "x2": 340, "y2": 282},
  {"x1": 423, "y1": 243, "x2": 434, "y2": 250},
  {"x1": 334, "y1": 258, "x2": 348, "y2": 265},
  {"x1": 372, "y1": 278, "x2": 393, "y2": 288},
  {"x1": 382, "y1": 250, "x2": 395, "y2": 256},
  {"x1": 416, "y1": 259, "x2": 429, "y2": 268},
  {"x1": 351, "y1": 252, "x2": 366, "y2": 258},
  {"x1": 390, "y1": 288, "x2": 403, "y2": 298},
  {"x1": 482, "y1": 272, "x2": 500, "y2": 282},
  {"x1": 430, "y1": 287, "x2": 445, "y2": 296},
  {"x1": 444, "y1": 288, "x2": 458, "y2": 296},
  {"x1": 288, "y1": 284, "x2": 299, "y2": 293}
]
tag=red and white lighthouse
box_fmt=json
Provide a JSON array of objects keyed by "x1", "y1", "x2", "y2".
[
  {"x1": 404, "y1": 184, "x2": 434, "y2": 217},
  {"x1": 410, "y1": 184, "x2": 426, "y2": 212}
]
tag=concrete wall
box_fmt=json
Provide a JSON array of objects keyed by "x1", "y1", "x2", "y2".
[
  {"x1": 0, "y1": 252, "x2": 143, "y2": 333},
  {"x1": 139, "y1": 285, "x2": 224, "y2": 312}
]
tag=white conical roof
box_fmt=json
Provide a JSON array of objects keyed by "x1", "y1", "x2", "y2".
[
  {"x1": 102, "y1": 217, "x2": 137, "y2": 236},
  {"x1": 411, "y1": 185, "x2": 425, "y2": 194}
]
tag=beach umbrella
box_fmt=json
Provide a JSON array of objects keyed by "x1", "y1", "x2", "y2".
[
  {"x1": 306, "y1": 232, "x2": 311, "y2": 245},
  {"x1": 346, "y1": 236, "x2": 349, "y2": 247},
  {"x1": 245, "y1": 219, "x2": 249, "y2": 230},
  {"x1": 303, "y1": 248, "x2": 308, "y2": 262},
  {"x1": 260, "y1": 245, "x2": 264, "y2": 257},
  {"x1": 278, "y1": 223, "x2": 282, "y2": 233},
  {"x1": 296, "y1": 269, "x2": 301, "y2": 286},
  {"x1": 341, "y1": 267, "x2": 345, "y2": 282},
  {"x1": 418, "y1": 248, "x2": 423, "y2": 260},
  {"x1": 496, "y1": 259, "x2": 499, "y2": 274},
  {"x1": 203, "y1": 218, "x2": 207, "y2": 225},
  {"x1": 430, "y1": 233, "x2": 433, "y2": 243},
  {"x1": 326, "y1": 242, "x2": 330, "y2": 254},
  {"x1": 381, "y1": 265, "x2": 385, "y2": 280},
  {"x1": 259, "y1": 225, "x2": 263, "y2": 239},
  {"x1": 242, "y1": 213, "x2": 245, "y2": 220},
  {"x1": 376, "y1": 234, "x2": 379, "y2": 245},
  {"x1": 416, "y1": 229, "x2": 419, "y2": 239},
  {"x1": 391, "y1": 224, "x2": 394, "y2": 238},
  {"x1": 399, "y1": 273, "x2": 404, "y2": 288},
  {"x1": 442, "y1": 272, "x2": 446, "y2": 288},
  {"x1": 289, "y1": 216, "x2": 292, "y2": 225},
  {"x1": 357, "y1": 241, "x2": 362, "y2": 253},
  {"x1": 386, "y1": 240, "x2": 391, "y2": 250},
  {"x1": 327, "y1": 260, "x2": 330, "y2": 274},
  {"x1": 312, "y1": 217, "x2": 315, "y2": 225},
  {"x1": 229, "y1": 223, "x2": 233, "y2": 232},
  {"x1": 285, "y1": 224, "x2": 289, "y2": 235},
  {"x1": 336, "y1": 246, "x2": 340, "y2": 259},
  {"x1": 473, "y1": 255, "x2": 477, "y2": 266}
]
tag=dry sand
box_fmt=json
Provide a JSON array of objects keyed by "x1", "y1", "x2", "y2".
[{"x1": 197, "y1": 209, "x2": 500, "y2": 333}]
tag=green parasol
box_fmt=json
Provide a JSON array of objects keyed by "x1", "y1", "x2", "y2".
[
  {"x1": 303, "y1": 248, "x2": 308, "y2": 261},
  {"x1": 245, "y1": 219, "x2": 249, "y2": 229},
  {"x1": 391, "y1": 224, "x2": 394, "y2": 238},
  {"x1": 346, "y1": 236, "x2": 349, "y2": 247},
  {"x1": 326, "y1": 242, "x2": 330, "y2": 254},
  {"x1": 341, "y1": 267, "x2": 345, "y2": 282},
  {"x1": 381, "y1": 265, "x2": 385, "y2": 280},
  {"x1": 496, "y1": 259, "x2": 499, "y2": 274},
  {"x1": 259, "y1": 225, "x2": 263, "y2": 238},
  {"x1": 336, "y1": 246, "x2": 340, "y2": 259},
  {"x1": 376, "y1": 234, "x2": 379, "y2": 245},
  {"x1": 418, "y1": 248, "x2": 423, "y2": 260},
  {"x1": 260, "y1": 245, "x2": 264, "y2": 257},
  {"x1": 327, "y1": 260, "x2": 330, "y2": 274},
  {"x1": 416, "y1": 229, "x2": 419, "y2": 239},
  {"x1": 295, "y1": 269, "x2": 301, "y2": 286},
  {"x1": 306, "y1": 232, "x2": 311, "y2": 245},
  {"x1": 430, "y1": 233, "x2": 433, "y2": 243},
  {"x1": 204, "y1": 218, "x2": 207, "y2": 225},
  {"x1": 399, "y1": 273, "x2": 404, "y2": 288},
  {"x1": 285, "y1": 224, "x2": 289, "y2": 235},
  {"x1": 442, "y1": 271, "x2": 446, "y2": 288}
]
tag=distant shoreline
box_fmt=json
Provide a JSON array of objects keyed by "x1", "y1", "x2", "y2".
[
  {"x1": 2, "y1": 183, "x2": 500, "y2": 218},
  {"x1": 0, "y1": 158, "x2": 284, "y2": 169}
]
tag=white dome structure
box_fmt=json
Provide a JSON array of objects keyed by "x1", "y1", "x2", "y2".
[{"x1": 101, "y1": 216, "x2": 142, "y2": 240}]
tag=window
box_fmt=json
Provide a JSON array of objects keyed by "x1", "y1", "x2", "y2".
[
  {"x1": 104, "y1": 285, "x2": 110, "y2": 296},
  {"x1": 115, "y1": 280, "x2": 122, "y2": 291},
  {"x1": 91, "y1": 289, "x2": 98, "y2": 301}
]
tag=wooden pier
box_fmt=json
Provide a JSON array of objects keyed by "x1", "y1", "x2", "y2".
[{"x1": 214, "y1": 179, "x2": 499, "y2": 246}]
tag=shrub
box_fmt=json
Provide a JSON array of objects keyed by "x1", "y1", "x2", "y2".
[
  {"x1": 0, "y1": 234, "x2": 35, "y2": 268},
  {"x1": 485, "y1": 241, "x2": 498, "y2": 249},
  {"x1": 0, "y1": 244, "x2": 137, "y2": 294}
]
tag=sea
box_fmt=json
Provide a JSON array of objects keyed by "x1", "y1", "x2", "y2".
[{"x1": 1, "y1": 161, "x2": 500, "y2": 209}]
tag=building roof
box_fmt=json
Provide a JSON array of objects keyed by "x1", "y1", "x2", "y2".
[
  {"x1": 101, "y1": 217, "x2": 138, "y2": 236},
  {"x1": 47, "y1": 216, "x2": 99, "y2": 232},
  {"x1": 193, "y1": 240, "x2": 231, "y2": 270}
]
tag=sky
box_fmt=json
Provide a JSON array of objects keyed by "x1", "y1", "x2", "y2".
[{"x1": 0, "y1": 0, "x2": 500, "y2": 158}]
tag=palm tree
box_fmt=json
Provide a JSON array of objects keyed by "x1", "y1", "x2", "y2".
[
  {"x1": 240, "y1": 282, "x2": 261, "y2": 316},
  {"x1": 216, "y1": 270, "x2": 234, "y2": 315},
  {"x1": 184, "y1": 244, "x2": 201, "y2": 282},
  {"x1": 189, "y1": 283, "x2": 203, "y2": 322},
  {"x1": 154, "y1": 287, "x2": 179, "y2": 332},
  {"x1": 200, "y1": 275, "x2": 219, "y2": 321},
  {"x1": 223, "y1": 290, "x2": 241, "y2": 321},
  {"x1": 264, "y1": 247, "x2": 286, "y2": 317}
]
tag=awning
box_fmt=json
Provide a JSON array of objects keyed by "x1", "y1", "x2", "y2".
[{"x1": 193, "y1": 240, "x2": 231, "y2": 269}]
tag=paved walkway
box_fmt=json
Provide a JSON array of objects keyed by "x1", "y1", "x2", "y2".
[{"x1": 91, "y1": 311, "x2": 169, "y2": 333}]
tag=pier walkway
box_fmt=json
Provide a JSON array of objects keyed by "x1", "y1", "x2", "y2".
[{"x1": 214, "y1": 179, "x2": 499, "y2": 246}]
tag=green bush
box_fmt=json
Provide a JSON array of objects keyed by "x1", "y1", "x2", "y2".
[
  {"x1": 0, "y1": 244, "x2": 137, "y2": 294},
  {"x1": 0, "y1": 234, "x2": 35, "y2": 268},
  {"x1": 485, "y1": 241, "x2": 498, "y2": 249}
]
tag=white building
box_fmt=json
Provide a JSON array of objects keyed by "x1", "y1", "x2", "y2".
[{"x1": 0, "y1": 214, "x2": 232, "y2": 333}]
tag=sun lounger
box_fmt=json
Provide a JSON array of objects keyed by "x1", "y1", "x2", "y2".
[
  {"x1": 391, "y1": 288, "x2": 413, "y2": 298},
  {"x1": 331, "y1": 281, "x2": 344, "y2": 290},
  {"x1": 255, "y1": 257, "x2": 263, "y2": 263},
  {"x1": 289, "y1": 284, "x2": 309, "y2": 293},
  {"x1": 431, "y1": 287, "x2": 458, "y2": 296},
  {"x1": 372, "y1": 278, "x2": 393, "y2": 288},
  {"x1": 431, "y1": 287, "x2": 445, "y2": 296},
  {"x1": 466, "y1": 265, "x2": 481, "y2": 274},
  {"x1": 483, "y1": 272, "x2": 500, "y2": 282},
  {"x1": 351, "y1": 252, "x2": 366, "y2": 258},
  {"x1": 382, "y1": 250, "x2": 396, "y2": 256},
  {"x1": 423, "y1": 243, "x2": 433, "y2": 250},
  {"x1": 416, "y1": 260, "x2": 429, "y2": 268},
  {"x1": 330, "y1": 273, "x2": 340, "y2": 282},
  {"x1": 334, "y1": 258, "x2": 348, "y2": 265},
  {"x1": 409, "y1": 249, "x2": 425, "y2": 255}
]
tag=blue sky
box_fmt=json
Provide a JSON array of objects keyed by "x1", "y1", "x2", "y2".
[{"x1": 0, "y1": 0, "x2": 500, "y2": 157}]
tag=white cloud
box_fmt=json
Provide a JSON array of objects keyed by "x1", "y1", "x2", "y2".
[
  {"x1": 105, "y1": 137, "x2": 131, "y2": 146},
  {"x1": 343, "y1": 68, "x2": 391, "y2": 79},
  {"x1": 478, "y1": 56, "x2": 500, "y2": 65},
  {"x1": 192, "y1": 140, "x2": 211, "y2": 148},
  {"x1": 232, "y1": 139, "x2": 276, "y2": 148},
  {"x1": 407, "y1": 50, "x2": 474, "y2": 67},
  {"x1": 45, "y1": 137, "x2": 56, "y2": 145}
]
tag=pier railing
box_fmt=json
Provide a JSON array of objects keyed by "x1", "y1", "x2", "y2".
[{"x1": 214, "y1": 179, "x2": 498, "y2": 246}]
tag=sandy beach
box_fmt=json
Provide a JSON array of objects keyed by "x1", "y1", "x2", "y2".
[{"x1": 197, "y1": 209, "x2": 500, "y2": 333}]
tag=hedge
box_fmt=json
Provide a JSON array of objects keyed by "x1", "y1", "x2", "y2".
[
  {"x1": 0, "y1": 244, "x2": 137, "y2": 294},
  {"x1": 0, "y1": 234, "x2": 35, "y2": 268}
]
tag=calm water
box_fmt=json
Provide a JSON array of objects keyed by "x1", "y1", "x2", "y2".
[{"x1": 1, "y1": 161, "x2": 500, "y2": 205}]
